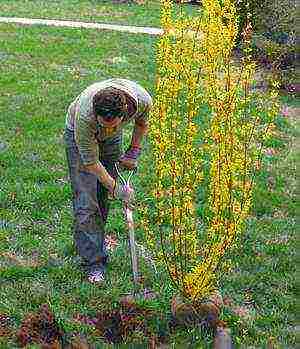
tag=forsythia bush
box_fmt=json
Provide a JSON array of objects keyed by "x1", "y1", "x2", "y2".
[
  {"x1": 140, "y1": 1, "x2": 204, "y2": 294},
  {"x1": 142, "y1": 0, "x2": 280, "y2": 302}
]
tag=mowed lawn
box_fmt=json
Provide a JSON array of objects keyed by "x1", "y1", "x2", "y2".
[
  {"x1": 0, "y1": 23, "x2": 160, "y2": 347},
  {"x1": 0, "y1": 20, "x2": 297, "y2": 349},
  {"x1": 0, "y1": 0, "x2": 200, "y2": 27}
]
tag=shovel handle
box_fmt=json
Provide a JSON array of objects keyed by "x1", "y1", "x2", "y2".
[
  {"x1": 124, "y1": 206, "x2": 139, "y2": 286},
  {"x1": 115, "y1": 163, "x2": 139, "y2": 288},
  {"x1": 129, "y1": 225, "x2": 139, "y2": 286}
]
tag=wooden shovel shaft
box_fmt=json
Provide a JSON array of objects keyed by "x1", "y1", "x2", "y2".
[{"x1": 124, "y1": 206, "x2": 139, "y2": 286}]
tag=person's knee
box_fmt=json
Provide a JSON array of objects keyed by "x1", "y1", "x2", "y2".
[
  {"x1": 75, "y1": 208, "x2": 102, "y2": 230},
  {"x1": 75, "y1": 189, "x2": 98, "y2": 212}
]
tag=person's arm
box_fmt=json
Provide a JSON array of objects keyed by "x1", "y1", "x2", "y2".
[
  {"x1": 119, "y1": 94, "x2": 152, "y2": 169},
  {"x1": 74, "y1": 103, "x2": 116, "y2": 193},
  {"x1": 84, "y1": 162, "x2": 133, "y2": 203},
  {"x1": 84, "y1": 161, "x2": 116, "y2": 194},
  {"x1": 74, "y1": 99, "x2": 133, "y2": 202},
  {"x1": 130, "y1": 117, "x2": 148, "y2": 149}
]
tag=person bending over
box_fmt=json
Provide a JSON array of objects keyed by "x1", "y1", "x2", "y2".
[{"x1": 64, "y1": 78, "x2": 152, "y2": 283}]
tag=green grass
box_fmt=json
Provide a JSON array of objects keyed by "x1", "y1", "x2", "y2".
[
  {"x1": 0, "y1": 18, "x2": 298, "y2": 348},
  {"x1": 0, "y1": 0, "x2": 201, "y2": 27}
]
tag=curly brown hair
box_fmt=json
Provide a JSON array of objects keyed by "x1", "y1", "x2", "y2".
[{"x1": 93, "y1": 88, "x2": 128, "y2": 120}]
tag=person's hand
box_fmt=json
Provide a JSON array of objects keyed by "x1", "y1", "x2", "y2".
[
  {"x1": 118, "y1": 146, "x2": 141, "y2": 170},
  {"x1": 114, "y1": 181, "x2": 135, "y2": 204}
]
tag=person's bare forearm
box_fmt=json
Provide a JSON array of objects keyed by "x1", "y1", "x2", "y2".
[
  {"x1": 84, "y1": 162, "x2": 115, "y2": 193},
  {"x1": 131, "y1": 119, "x2": 148, "y2": 148}
]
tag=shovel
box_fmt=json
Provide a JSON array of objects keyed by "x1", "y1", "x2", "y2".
[{"x1": 115, "y1": 164, "x2": 139, "y2": 292}]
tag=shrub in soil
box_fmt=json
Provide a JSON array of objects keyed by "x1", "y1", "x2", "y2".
[{"x1": 171, "y1": 291, "x2": 224, "y2": 329}]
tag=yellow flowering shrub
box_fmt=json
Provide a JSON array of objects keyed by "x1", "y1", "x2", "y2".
[{"x1": 142, "y1": 0, "x2": 280, "y2": 302}]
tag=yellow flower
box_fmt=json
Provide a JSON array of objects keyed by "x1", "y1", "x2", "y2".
[{"x1": 142, "y1": 0, "x2": 280, "y2": 303}]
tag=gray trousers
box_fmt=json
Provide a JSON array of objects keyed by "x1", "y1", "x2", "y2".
[{"x1": 64, "y1": 128, "x2": 122, "y2": 272}]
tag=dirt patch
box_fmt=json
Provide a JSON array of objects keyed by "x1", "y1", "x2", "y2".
[
  {"x1": 74, "y1": 296, "x2": 224, "y2": 345},
  {"x1": 7, "y1": 296, "x2": 232, "y2": 347},
  {"x1": 92, "y1": 301, "x2": 166, "y2": 345},
  {"x1": 73, "y1": 299, "x2": 214, "y2": 345},
  {"x1": 0, "y1": 251, "x2": 42, "y2": 268},
  {"x1": 16, "y1": 304, "x2": 63, "y2": 348}
]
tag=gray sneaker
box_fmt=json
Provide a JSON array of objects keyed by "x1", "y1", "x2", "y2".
[{"x1": 87, "y1": 269, "x2": 105, "y2": 283}]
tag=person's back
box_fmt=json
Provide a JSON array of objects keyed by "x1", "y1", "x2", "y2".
[{"x1": 65, "y1": 78, "x2": 152, "y2": 139}]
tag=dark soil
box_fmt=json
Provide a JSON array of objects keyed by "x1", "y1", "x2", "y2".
[
  {"x1": 73, "y1": 296, "x2": 219, "y2": 346},
  {"x1": 92, "y1": 297, "x2": 219, "y2": 345},
  {"x1": 94, "y1": 300, "x2": 166, "y2": 345},
  {"x1": 7, "y1": 296, "x2": 229, "y2": 347},
  {"x1": 16, "y1": 304, "x2": 63, "y2": 348}
]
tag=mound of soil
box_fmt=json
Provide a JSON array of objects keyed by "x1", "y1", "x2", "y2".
[
  {"x1": 94, "y1": 300, "x2": 161, "y2": 344},
  {"x1": 10, "y1": 292, "x2": 231, "y2": 347},
  {"x1": 16, "y1": 304, "x2": 63, "y2": 348}
]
